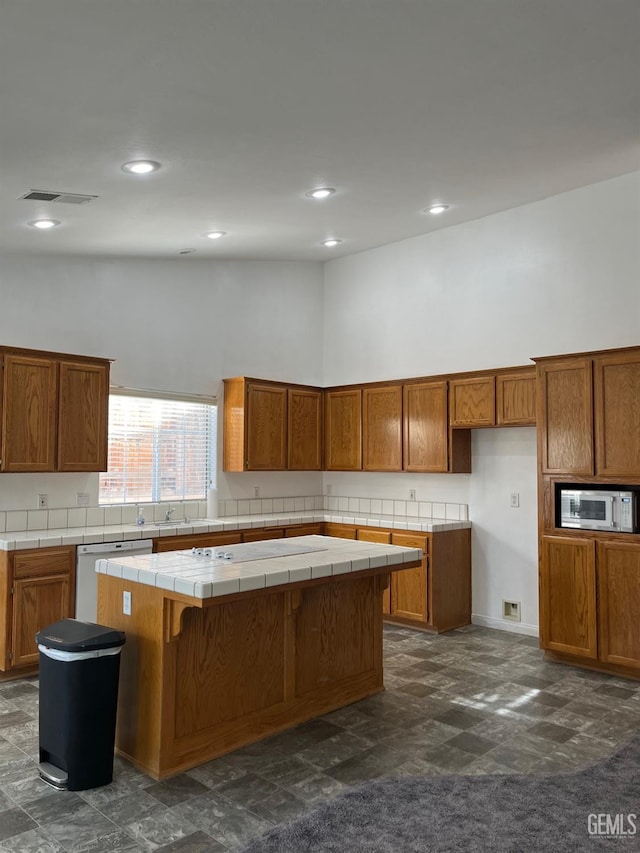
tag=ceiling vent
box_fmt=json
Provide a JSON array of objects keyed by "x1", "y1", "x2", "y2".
[{"x1": 20, "y1": 190, "x2": 98, "y2": 205}]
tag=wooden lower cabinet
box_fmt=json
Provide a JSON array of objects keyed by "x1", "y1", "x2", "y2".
[
  {"x1": 390, "y1": 533, "x2": 428, "y2": 623},
  {"x1": 0, "y1": 546, "x2": 75, "y2": 671},
  {"x1": 597, "y1": 541, "x2": 640, "y2": 669},
  {"x1": 539, "y1": 536, "x2": 597, "y2": 659},
  {"x1": 353, "y1": 525, "x2": 470, "y2": 632},
  {"x1": 540, "y1": 534, "x2": 640, "y2": 676}
]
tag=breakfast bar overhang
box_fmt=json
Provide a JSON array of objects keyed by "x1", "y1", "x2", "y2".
[{"x1": 96, "y1": 535, "x2": 422, "y2": 780}]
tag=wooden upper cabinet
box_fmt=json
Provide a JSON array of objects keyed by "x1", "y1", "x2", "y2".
[
  {"x1": 223, "y1": 378, "x2": 287, "y2": 471},
  {"x1": 539, "y1": 535, "x2": 597, "y2": 659},
  {"x1": 288, "y1": 387, "x2": 322, "y2": 470},
  {"x1": 224, "y1": 378, "x2": 323, "y2": 472},
  {"x1": 363, "y1": 386, "x2": 402, "y2": 471},
  {"x1": 1, "y1": 353, "x2": 57, "y2": 472},
  {"x1": 594, "y1": 350, "x2": 640, "y2": 478},
  {"x1": 246, "y1": 382, "x2": 287, "y2": 470},
  {"x1": 597, "y1": 541, "x2": 640, "y2": 669},
  {"x1": 537, "y1": 358, "x2": 594, "y2": 475},
  {"x1": 403, "y1": 381, "x2": 448, "y2": 472},
  {"x1": 324, "y1": 389, "x2": 362, "y2": 471},
  {"x1": 57, "y1": 360, "x2": 109, "y2": 472},
  {"x1": 449, "y1": 376, "x2": 495, "y2": 427},
  {"x1": 0, "y1": 348, "x2": 111, "y2": 474},
  {"x1": 496, "y1": 371, "x2": 536, "y2": 426}
]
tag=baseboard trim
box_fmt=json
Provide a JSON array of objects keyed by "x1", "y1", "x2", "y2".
[{"x1": 471, "y1": 614, "x2": 539, "y2": 638}]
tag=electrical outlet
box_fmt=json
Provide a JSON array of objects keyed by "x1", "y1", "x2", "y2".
[
  {"x1": 38, "y1": 494, "x2": 48, "y2": 509},
  {"x1": 409, "y1": 489, "x2": 416, "y2": 501},
  {"x1": 123, "y1": 591, "x2": 132, "y2": 616},
  {"x1": 253, "y1": 486, "x2": 260, "y2": 498},
  {"x1": 510, "y1": 492, "x2": 520, "y2": 508},
  {"x1": 327, "y1": 484, "x2": 332, "y2": 495},
  {"x1": 76, "y1": 492, "x2": 90, "y2": 507}
]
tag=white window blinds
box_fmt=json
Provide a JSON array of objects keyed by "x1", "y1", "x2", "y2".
[{"x1": 99, "y1": 393, "x2": 216, "y2": 505}]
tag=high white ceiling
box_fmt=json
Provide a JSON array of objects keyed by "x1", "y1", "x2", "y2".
[{"x1": 1, "y1": 0, "x2": 638, "y2": 261}]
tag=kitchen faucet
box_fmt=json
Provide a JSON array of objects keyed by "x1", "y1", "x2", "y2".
[{"x1": 165, "y1": 506, "x2": 176, "y2": 522}]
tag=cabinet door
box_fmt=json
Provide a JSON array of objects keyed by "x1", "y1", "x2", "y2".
[
  {"x1": 324, "y1": 389, "x2": 362, "y2": 471},
  {"x1": 597, "y1": 542, "x2": 640, "y2": 669},
  {"x1": 1, "y1": 354, "x2": 57, "y2": 472},
  {"x1": 288, "y1": 388, "x2": 322, "y2": 470},
  {"x1": 449, "y1": 377, "x2": 495, "y2": 427},
  {"x1": 594, "y1": 351, "x2": 640, "y2": 478},
  {"x1": 11, "y1": 573, "x2": 72, "y2": 667},
  {"x1": 154, "y1": 532, "x2": 242, "y2": 552},
  {"x1": 390, "y1": 533, "x2": 428, "y2": 623},
  {"x1": 246, "y1": 383, "x2": 287, "y2": 470},
  {"x1": 537, "y1": 359, "x2": 593, "y2": 475},
  {"x1": 357, "y1": 529, "x2": 391, "y2": 613},
  {"x1": 57, "y1": 360, "x2": 109, "y2": 472},
  {"x1": 540, "y1": 535, "x2": 597, "y2": 659},
  {"x1": 363, "y1": 386, "x2": 402, "y2": 471},
  {"x1": 496, "y1": 372, "x2": 536, "y2": 426},
  {"x1": 403, "y1": 381, "x2": 448, "y2": 472}
]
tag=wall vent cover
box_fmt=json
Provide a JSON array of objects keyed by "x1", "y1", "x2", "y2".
[{"x1": 20, "y1": 190, "x2": 98, "y2": 204}]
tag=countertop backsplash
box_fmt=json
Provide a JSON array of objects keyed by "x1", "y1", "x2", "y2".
[{"x1": 0, "y1": 494, "x2": 468, "y2": 534}]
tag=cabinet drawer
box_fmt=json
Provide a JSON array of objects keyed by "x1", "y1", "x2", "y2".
[
  {"x1": 391, "y1": 532, "x2": 429, "y2": 554},
  {"x1": 285, "y1": 524, "x2": 324, "y2": 537},
  {"x1": 323, "y1": 523, "x2": 357, "y2": 539},
  {"x1": 154, "y1": 532, "x2": 242, "y2": 552},
  {"x1": 13, "y1": 547, "x2": 74, "y2": 579},
  {"x1": 357, "y1": 529, "x2": 391, "y2": 544},
  {"x1": 242, "y1": 528, "x2": 284, "y2": 542}
]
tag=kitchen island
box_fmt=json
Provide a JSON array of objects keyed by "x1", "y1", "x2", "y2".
[{"x1": 96, "y1": 535, "x2": 421, "y2": 780}]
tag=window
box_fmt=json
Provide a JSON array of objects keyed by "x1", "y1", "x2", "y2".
[{"x1": 99, "y1": 392, "x2": 216, "y2": 505}]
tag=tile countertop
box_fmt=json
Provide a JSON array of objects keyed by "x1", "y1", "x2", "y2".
[
  {"x1": 0, "y1": 511, "x2": 471, "y2": 551},
  {"x1": 96, "y1": 535, "x2": 424, "y2": 600}
]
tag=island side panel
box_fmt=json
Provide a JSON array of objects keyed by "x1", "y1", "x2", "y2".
[
  {"x1": 294, "y1": 573, "x2": 381, "y2": 696},
  {"x1": 99, "y1": 562, "x2": 409, "y2": 780},
  {"x1": 164, "y1": 572, "x2": 387, "y2": 777},
  {"x1": 97, "y1": 574, "x2": 175, "y2": 779}
]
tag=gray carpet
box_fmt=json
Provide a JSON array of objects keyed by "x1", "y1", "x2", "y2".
[{"x1": 239, "y1": 733, "x2": 640, "y2": 852}]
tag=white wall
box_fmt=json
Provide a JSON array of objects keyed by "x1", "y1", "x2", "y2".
[
  {"x1": 0, "y1": 257, "x2": 325, "y2": 508},
  {"x1": 322, "y1": 172, "x2": 640, "y2": 634}
]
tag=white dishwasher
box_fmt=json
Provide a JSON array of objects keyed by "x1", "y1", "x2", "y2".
[{"x1": 76, "y1": 539, "x2": 153, "y2": 623}]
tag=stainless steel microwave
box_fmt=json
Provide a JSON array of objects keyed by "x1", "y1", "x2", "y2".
[{"x1": 559, "y1": 489, "x2": 638, "y2": 533}]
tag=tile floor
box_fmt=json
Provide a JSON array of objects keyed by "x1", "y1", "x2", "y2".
[{"x1": 1, "y1": 625, "x2": 639, "y2": 851}]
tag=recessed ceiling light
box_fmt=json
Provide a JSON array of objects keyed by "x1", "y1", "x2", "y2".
[
  {"x1": 321, "y1": 238, "x2": 341, "y2": 247},
  {"x1": 121, "y1": 160, "x2": 162, "y2": 175},
  {"x1": 28, "y1": 219, "x2": 60, "y2": 230},
  {"x1": 306, "y1": 187, "x2": 336, "y2": 200},
  {"x1": 205, "y1": 231, "x2": 226, "y2": 240},
  {"x1": 426, "y1": 204, "x2": 450, "y2": 215}
]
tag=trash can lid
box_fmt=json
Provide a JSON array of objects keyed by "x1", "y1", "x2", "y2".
[{"x1": 35, "y1": 619, "x2": 126, "y2": 652}]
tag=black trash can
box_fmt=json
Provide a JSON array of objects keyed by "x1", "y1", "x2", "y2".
[{"x1": 36, "y1": 618, "x2": 126, "y2": 791}]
